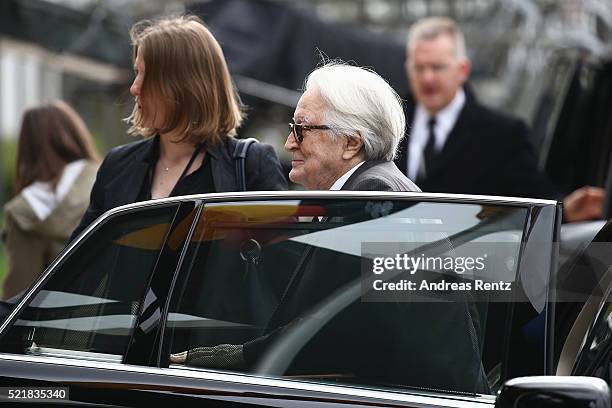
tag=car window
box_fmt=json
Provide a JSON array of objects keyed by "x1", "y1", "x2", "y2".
[
  {"x1": 0, "y1": 204, "x2": 180, "y2": 363},
  {"x1": 164, "y1": 198, "x2": 550, "y2": 396}
]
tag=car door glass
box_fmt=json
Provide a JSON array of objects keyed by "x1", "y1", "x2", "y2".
[
  {"x1": 164, "y1": 198, "x2": 547, "y2": 396},
  {"x1": 0, "y1": 204, "x2": 180, "y2": 363}
]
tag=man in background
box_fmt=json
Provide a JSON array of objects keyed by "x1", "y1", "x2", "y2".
[{"x1": 395, "y1": 16, "x2": 603, "y2": 221}]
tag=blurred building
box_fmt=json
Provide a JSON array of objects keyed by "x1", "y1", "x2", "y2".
[{"x1": 0, "y1": 0, "x2": 131, "y2": 147}]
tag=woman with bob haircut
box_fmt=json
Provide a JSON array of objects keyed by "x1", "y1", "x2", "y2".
[
  {"x1": 3, "y1": 100, "x2": 99, "y2": 299},
  {"x1": 70, "y1": 15, "x2": 286, "y2": 239}
]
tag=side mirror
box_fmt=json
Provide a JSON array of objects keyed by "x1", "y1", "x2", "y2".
[{"x1": 495, "y1": 376, "x2": 610, "y2": 408}]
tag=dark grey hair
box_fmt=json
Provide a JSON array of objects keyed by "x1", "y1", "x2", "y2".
[{"x1": 304, "y1": 62, "x2": 405, "y2": 161}]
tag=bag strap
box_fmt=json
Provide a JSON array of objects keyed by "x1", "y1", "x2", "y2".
[{"x1": 233, "y1": 138, "x2": 258, "y2": 191}]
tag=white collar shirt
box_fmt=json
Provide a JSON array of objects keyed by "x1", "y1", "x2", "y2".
[
  {"x1": 329, "y1": 161, "x2": 365, "y2": 190},
  {"x1": 407, "y1": 88, "x2": 466, "y2": 180}
]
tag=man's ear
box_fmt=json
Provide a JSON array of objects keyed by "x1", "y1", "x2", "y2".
[
  {"x1": 458, "y1": 59, "x2": 471, "y2": 84},
  {"x1": 342, "y1": 134, "x2": 364, "y2": 160}
]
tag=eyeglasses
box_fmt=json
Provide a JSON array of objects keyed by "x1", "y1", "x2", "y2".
[{"x1": 289, "y1": 120, "x2": 331, "y2": 144}]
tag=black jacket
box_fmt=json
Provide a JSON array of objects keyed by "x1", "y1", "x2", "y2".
[
  {"x1": 70, "y1": 136, "x2": 287, "y2": 240},
  {"x1": 395, "y1": 90, "x2": 557, "y2": 199}
]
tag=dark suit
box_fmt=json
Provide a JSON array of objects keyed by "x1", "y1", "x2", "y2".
[
  {"x1": 395, "y1": 90, "x2": 557, "y2": 199},
  {"x1": 70, "y1": 136, "x2": 287, "y2": 240},
  {"x1": 243, "y1": 160, "x2": 489, "y2": 394},
  {"x1": 342, "y1": 160, "x2": 420, "y2": 191}
]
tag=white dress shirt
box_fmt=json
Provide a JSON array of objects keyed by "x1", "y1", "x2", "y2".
[
  {"x1": 407, "y1": 89, "x2": 466, "y2": 180},
  {"x1": 330, "y1": 161, "x2": 365, "y2": 190}
]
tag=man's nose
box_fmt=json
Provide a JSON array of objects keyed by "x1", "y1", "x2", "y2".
[
  {"x1": 421, "y1": 68, "x2": 436, "y2": 83},
  {"x1": 284, "y1": 132, "x2": 298, "y2": 151}
]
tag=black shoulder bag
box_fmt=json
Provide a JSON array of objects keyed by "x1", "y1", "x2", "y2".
[
  {"x1": 232, "y1": 138, "x2": 276, "y2": 324},
  {"x1": 232, "y1": 138, "x2": 258, "y2": 191}
]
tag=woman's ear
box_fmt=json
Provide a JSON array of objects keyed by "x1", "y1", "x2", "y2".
[{"x1": 342, "y1": 133, "x2": 364, "y2": 160}]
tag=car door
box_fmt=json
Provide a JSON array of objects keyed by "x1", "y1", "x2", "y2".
[
  {"x1": 0, "y1": 200, "x2": 196, "y2": 406},
  {"x1": 0, "y1": 192, "x2": 560, "y2": 407},
  {"x1": 561, "y1": 219, "x2": 612, "y2": 381},
  {"x1": 156, "y1": 192, "x2": 560, "y2": 407}
]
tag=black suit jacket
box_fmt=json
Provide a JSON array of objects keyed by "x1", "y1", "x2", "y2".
[
  {"x1": 243, "y1": 160, "x2": 489, "y2": 394},
  {"x1": 70, "y1": 136, "x2": 287, "y2": 240},
  {"x1": 395, "y1": 90, "x2": 557, "y2": 199}
]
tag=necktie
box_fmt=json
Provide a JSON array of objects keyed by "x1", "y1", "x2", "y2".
[{"x1": 419, "y1": 116, "x2": 437, "y2": 182}]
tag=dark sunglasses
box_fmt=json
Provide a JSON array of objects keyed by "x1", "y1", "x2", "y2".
[{"x1": 289, "y1": 120, "x2": 331, "y2": 144}]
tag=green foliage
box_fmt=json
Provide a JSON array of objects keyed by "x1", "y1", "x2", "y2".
[
  {"x1": 0, "y1": 214, "x2": 5, "y2": 298},
  {"x1": 1, "y1": 139, "x2": 18, "y2": 204},
  {"x1": 0, "y1": 245, "x2": 5, "y2": 296}
]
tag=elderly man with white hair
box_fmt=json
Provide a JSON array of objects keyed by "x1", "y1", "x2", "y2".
[
  {"x1": 171, "y1": 63, "x2": 489, "y2": 395},
  {"x1": 285, "y1": 62, "x2": 420, "y2": 192}
]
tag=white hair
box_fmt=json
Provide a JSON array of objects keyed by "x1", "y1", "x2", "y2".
[{"x1": 304, "y1": 62, "x2": 405, "y2": 161}]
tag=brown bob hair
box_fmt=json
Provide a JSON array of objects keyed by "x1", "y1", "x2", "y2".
[
  {"x1": 126, "y1": 15, "x2": 244, "y2": 146},
  {"x1": 15, "y1": 100, "x2": 100, "y2": 192}
]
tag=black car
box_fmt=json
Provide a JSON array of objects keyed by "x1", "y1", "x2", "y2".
[{"x1": 0, "y1": 191, "x2": 609, "y2": 407}]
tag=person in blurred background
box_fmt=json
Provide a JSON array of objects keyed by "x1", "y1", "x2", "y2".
[
  {"x1": 395, "y1": 16, "x2": 604, "y2": 222},
  {"x1": 70, "y1": 15, "x2": 286, "y2": 240},
  {"x1": 2, "y1": 101, "x2": 99, "y2": 299}
]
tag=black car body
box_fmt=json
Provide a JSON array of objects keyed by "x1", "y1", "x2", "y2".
[{"x1": 0, "y1": 191, "x2": 609, "y2": 407}]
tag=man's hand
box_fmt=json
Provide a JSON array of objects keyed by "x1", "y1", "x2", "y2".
[
  {"x1": 563, "y1": 186, "x2": 605, "y2": 222},
  {"x1": 170, "y1": 350, "x2": 187, "y2": 364},
  {"x1": 170, "y1": 344, "x2": 246, "y2": 369}
]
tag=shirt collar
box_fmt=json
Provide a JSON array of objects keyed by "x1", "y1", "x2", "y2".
[
  {"x1": 329, "y1": 161, "x2": 365, "y2": 190},
  {"x1": 429, "y1": 88, "x2": 465, "y2": 137},
  {"x1": 414, "y1": 88, "x2": 465, "y2": 148},
  {"x1": 407, "y1": 89, "x2": 466, "y2": 180}
]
